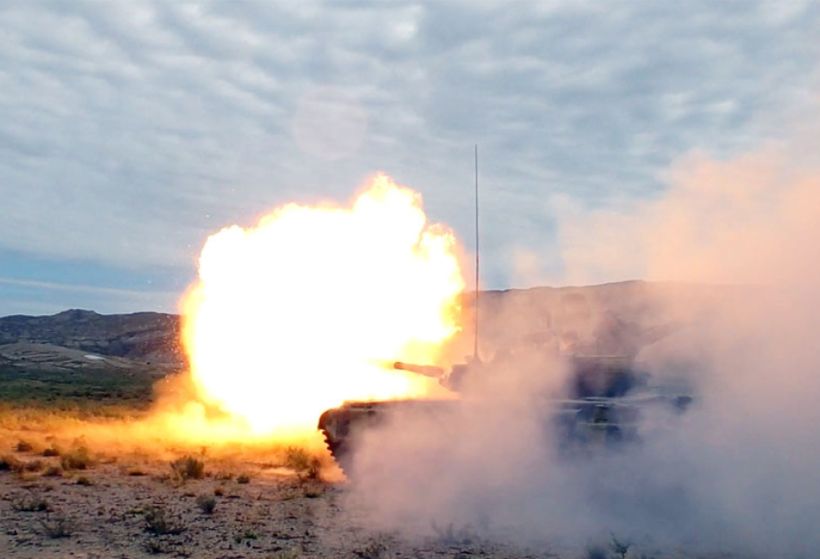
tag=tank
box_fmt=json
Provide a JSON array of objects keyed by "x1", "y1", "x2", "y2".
[{"x1": 318, "y1": 350, "x2": 692, "y2": 474}]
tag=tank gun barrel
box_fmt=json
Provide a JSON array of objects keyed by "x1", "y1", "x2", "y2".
[{"x1": 393, "y1": 361, "x2": 445, "y2": 378}]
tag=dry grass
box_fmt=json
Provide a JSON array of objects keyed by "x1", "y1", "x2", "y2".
[
  {"x1": 284, "y1": 447, "x2": 322, "y2": 481},
  {"x1": 39, "y1": 513, "x2": 75, "y2": 539},
  {"x1": 60, "y1": 446, "x2": 93, "y2": 470},
  {"x1": 0, "y1": 454, "x2": 23, "y2": 472},
  {"x1": 11, "y1": 493, "x2": 50, "y2": 512},
  {"x1": 196, "y1": 493, "x2": 217, "y2": 514},
  {"x1": 170, "y1": 455, "x2": 205, "y2": 481},
  {"x1": 143, "y1": 505, "x2": 185, "y2": 536},
  {"x1": 42, "y1": 465, "x2": 63, "y2": 477}
]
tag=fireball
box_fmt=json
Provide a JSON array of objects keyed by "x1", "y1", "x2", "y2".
[{"x1": 180, "y1": 174, "x2": 465, "y2": 441}]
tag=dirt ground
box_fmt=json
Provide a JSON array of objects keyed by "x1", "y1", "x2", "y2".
[{"x1": 0, "y1": 446, "x2": 558, "y2": 559}]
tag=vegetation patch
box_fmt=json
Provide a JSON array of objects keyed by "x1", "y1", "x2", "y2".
[
  {"x1": 170, "y1": 455, "x2": 205, "y2": 481},
  {"x1": 284, "y1": 447, "x2": 321, "y2": 481},
  {"x1": 39, "y1": 513, "x2": 75, "y2": 538},
  {"x1": 12, "y1": 494, "x2": 50, "y2": 512},
  {"x1": 143, "y1": 505, "x2": 185, "y2": 536},
  {"x1": 60, "y1": 446, "x2": 93, "y2": 470},
  {"x1": 196, "y1": 493, "x2": 217, "y2": 514}
]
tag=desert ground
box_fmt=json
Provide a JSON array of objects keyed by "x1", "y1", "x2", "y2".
[{"x1": 0, "y1": 407, "x2": 569, "y2": 559}]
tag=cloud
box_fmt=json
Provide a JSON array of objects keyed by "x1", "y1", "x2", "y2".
[{"x1": 0, "y1": 0, "x2": 817, "y2": 310}]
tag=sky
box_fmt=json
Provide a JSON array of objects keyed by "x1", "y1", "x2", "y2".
[{"x1": 0, "y1": 0, "x2": 818, "y2": 316}]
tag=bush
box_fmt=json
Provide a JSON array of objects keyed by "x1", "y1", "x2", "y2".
[
  {"x1": 15, "y1": 440, "x2": 34, "y2": 452},
  {"x1": 43, "y1": 465, "x2": 63, "y2": 477},
  {"x1": 22, "y1": 459, "x2": 44, "y2": 472},
  {"x1": 196, "y1": 494, "x2": 216, "y2": 514},
  {"x1": 12, "y1": 494, "x2": 50, "y2": 512},
  {"x1": 352, "y1": 535, "x2": 392, "y2": 559},
  {"x1": 233, "y1": 529, "x2": 257, "y2": 543},
  {"x1": 60, "y1": 447, "x2": 92, "y2": 470},
  {"x1": 39, "y1": 514, "x2": 74, "y2": 538},
  {"x1": 0, "y1": 454, "x2": 24, "y2": 473},
  {"x1": 143, "y1": 540, "x2": 172, "y2": 555},
  {"x1": 1, "y1": 456, "x2": 42, "y2": 473},
  {"x1": 42, "y1": 446, "x2": 60, "y2": 457},
  {"x1": 170, "y1": 456, "x2": 205, "y2": 482},
  {"x1": 76, "y1": 476, "x2": 93, "y2": 486},
  {"x1": 284, "y1": 447, "x2": 321, "y2": 480},
  {"x1": 236, "y1": 473, "x2": 250, "y2": 484},
  {"x1": 143, "y1": 506, "x2": 185, "y2": 535}
]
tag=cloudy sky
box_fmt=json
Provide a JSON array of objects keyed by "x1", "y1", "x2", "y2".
[{"x1": 0, "y1": 0, "x2": 817, "y2": 315}]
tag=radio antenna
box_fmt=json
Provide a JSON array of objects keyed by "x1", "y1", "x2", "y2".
[{"x1": 473, "y1": 144, "x2": 480, "y2": 361}]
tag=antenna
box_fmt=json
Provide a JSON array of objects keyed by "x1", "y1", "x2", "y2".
[{"x1": 473, "y1": 144, "x2": 480, "y2": 361}]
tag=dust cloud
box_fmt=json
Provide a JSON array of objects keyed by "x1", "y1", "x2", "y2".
[{"x1": 346, "y1": 134, "x2": 820, "y2": 556}]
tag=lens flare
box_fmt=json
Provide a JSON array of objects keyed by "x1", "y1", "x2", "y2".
[{"x1": 180, "y1": 174, "x2": 465, "y2": 441}]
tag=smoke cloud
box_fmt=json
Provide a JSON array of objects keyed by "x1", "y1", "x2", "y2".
[{"x1": 345, "y1": 130, "x2": 820, "y2": 556}]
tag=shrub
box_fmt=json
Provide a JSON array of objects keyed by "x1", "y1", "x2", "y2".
[
  {"x1": 236, "y1": 473, "x2": 250, "y2": 484},
  {"x1": 76, "y1": 476, "x2": 93, "y2": 486},
  {"x1": 39, "y1": 514, "x2": 74, "y2": 538},
  {"x1": 12, "y1": 494, "x2": 50, "y2": 512},
  {"x1": 233, "y1": 529, "x2": 257, "y2": 543},
  {"x1": 0, "y1": 454, "x2": 24, "y2": 473},
  {"x1": 15, "y1": 440, "x2": 34, "y2": 452},
  {"x1": 43, "y1": 465, "x2": 63, "y2": 477},
  {"x1": 1, "y1": 456, "x2": 42, "y2": 474},
  {"x1": 23, "y1": 459, "x2": 44, "y2": 473},
  {"x1": 42, "y1": 447, "x2": 60, "y2": 457},
  {"x1": 353, "y1": 535, "x2": 392, "y2": 559},
  {"x1": 143, "y1": 506, "x2": 185, "y2": 535},
  {"x1": 196, "y1": 494, "x2": 216, "y2": 515},
  {"x1": 303, "y1": 486, "x2": 323, "y2": 499},
  {"x1": 214, "y1": 486, "x2": 225, "y2": 496},
  {"x1": 60, "y1": 447, "x2": 92, "y2": 470},
  {"x1": 170, "y1": 456, "x2": 205, "y2": 481},
  {"x1": 284, "y1": 447, "x2": 321, "y2": 480},
  {"x1": 143, "y1": 540, "x2": 170, "y2": 555}
]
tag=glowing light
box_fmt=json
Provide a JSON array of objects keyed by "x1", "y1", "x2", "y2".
[{"x1": 180, "y1": 174, "x2": 464, "y2": 441}]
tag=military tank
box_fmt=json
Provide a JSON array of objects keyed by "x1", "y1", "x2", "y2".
[{"x1": 318, "y1": 348, "x2": 693, "y2": 475}]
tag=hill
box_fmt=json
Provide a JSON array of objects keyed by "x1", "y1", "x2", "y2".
[{"x1": 0, "y1": 309, "x2": 183, "y2": 367}]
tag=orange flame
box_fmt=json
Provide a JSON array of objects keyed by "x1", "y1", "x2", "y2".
[{"x1": 180, "y1": 174, "x2": 465, "y2": 441}]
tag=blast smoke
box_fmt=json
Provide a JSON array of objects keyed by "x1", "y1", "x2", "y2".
[{"x1": 346, "y1": 133, "x2": 820, "y2": 556}]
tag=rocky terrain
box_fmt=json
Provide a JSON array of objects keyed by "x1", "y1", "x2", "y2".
[{"x1": 0, "y1": 448, "x2": 563, "y2": 559}]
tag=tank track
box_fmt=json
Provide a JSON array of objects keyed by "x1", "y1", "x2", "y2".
[{"x1": 321, "y1": 427, "x2": 352, "y2": 475}]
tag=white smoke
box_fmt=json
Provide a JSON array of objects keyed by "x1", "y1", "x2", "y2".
[{"x1": 344, "y1": 130, "x2": 820, "y2": 557}]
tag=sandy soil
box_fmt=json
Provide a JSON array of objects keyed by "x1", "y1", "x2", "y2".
[{"x1": 0, "y1": 452, "x2": 552, "y2": 559}]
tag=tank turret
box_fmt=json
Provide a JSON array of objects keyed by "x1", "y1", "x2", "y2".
[{"x1": 319, "y1": 322, "x2": 692, "y2": 475}]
